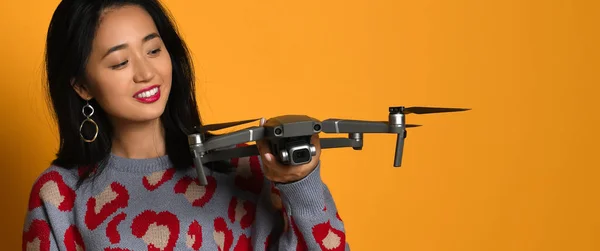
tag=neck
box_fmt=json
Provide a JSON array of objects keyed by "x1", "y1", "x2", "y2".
[{"x1": 110, "y1": 117, "x2": 166, "y2": 159}]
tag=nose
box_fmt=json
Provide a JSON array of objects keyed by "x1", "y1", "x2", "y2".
[{"x1": 133, "y1": 57, "x2": 155, "y2": 83}]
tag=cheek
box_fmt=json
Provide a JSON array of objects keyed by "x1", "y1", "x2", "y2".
[
  {"x1": 157, "y1": 54, "x2": 173, "y2": 86},
  {"x1": 90, "y1": 70, "x2": 132, "y2": 102}
]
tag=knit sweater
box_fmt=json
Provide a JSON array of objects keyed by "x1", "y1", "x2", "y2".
[{"x1": 22, "y1": 148, "x2": 349, "y2": 251}]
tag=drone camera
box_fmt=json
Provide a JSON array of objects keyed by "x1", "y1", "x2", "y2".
[
  {"x1": 273, "y1": 136, "x2": 317, "y2": 165},
  {"x1": 290, "y1": 146, "x2": 311, "y2": 164}
]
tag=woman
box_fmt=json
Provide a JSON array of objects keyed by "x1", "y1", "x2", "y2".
[{"x1": 22, "y1": 0, "x2": 349, "y2": 250}]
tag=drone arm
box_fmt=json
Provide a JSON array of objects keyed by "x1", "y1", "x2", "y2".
[
  {"x1": 203, "y1": 126, "x2": 266, "y2": 151},
  {"x1": 189, "y1": 126, "x2": 264, "y2": 186},
  {"x1": 201, "y1": 144, "x2": 260, "y2": 163},
  {"x1": 320, "y1": 135, "x2": 363, "y2": 150},
  {"x1": 200, "y1": 136, "x2": 366, "y2": 165},
  {"x1": 320, "y1": 138, "x2": 353, "y2": 149},
  {"x1": 321, "y1": 119, "x2": 389, "y2": 133}
]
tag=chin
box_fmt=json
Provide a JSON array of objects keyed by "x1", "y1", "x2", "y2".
[
  {"x1": 139, "y1": 108, "x2": 167, "y2": 122},
  {"x1": 123, "y1": 106, "x2": 167, "y2": 123}
]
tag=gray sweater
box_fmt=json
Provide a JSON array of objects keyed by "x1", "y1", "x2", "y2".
[{"x1": 22, "y1": 150, "x2": 349, "y2": 251}]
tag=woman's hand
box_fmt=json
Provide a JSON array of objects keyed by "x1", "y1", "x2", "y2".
[{"x1": 256, "y1": 118, "x2": 321, "y2": 183}]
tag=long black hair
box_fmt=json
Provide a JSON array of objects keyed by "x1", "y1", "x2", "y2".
[{"x1": 44, "y1": 0, "x2": 229, "y2": 183}]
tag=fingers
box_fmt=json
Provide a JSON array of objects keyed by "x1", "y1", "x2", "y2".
[
  {"x1": 311, "y1": 133, "x2": 320, "y2": 147},
  {"x1": 256, "y1": 141, "x2": 272, "y2": 163},
  {"x1": 256, "y1": 116, "x2": 267, "y2": 151},
  {"x1": 255, "y1": 137, "x2": 270, "y2": 154},
  {"x1": 256, "y1": 117, "x2": 273, "y2": 162},
  {"x1": 263, "y1": 152, "x2": 273, "y2": 163},
  {"x1": 259, "y1": 117, "x2": 266, "y2": 126}
]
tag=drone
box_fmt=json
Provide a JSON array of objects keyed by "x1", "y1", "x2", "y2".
[{"x1": 188, "y1": 106, "x2": 470, "y2": 185}]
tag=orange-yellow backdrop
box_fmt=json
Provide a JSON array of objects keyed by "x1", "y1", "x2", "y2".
[{"x1": 1, "y1": 0, "x2": 598, "y2": 250}]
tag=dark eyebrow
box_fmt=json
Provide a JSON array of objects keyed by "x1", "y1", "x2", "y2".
[
  {"x1": 102, "y1": 32, "x2": 161, "y2": 59},
  {"x1": 142, "y1": 32, "x2": 160, "y2": 43}
]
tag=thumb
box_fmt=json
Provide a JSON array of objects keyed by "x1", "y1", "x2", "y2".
[
  {"x1": 259, "y1": 117, "x2": 266, "y2": 126},
  {"x1": 256, "y1": 117, "x2": 267, "y2": 150}
]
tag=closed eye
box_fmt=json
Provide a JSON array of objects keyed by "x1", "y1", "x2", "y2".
[
  {"x1": 149, "y1": 48, "x2": 161, "y2": 55},
  {"x1": 111, "y1": 60, "x2": 128, "y2": 70}
]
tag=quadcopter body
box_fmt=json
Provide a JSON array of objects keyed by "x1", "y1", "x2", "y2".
[
  {"x1": 188, "y1": 106, "x2": 469, "y2": 185},
  {"x1": 262, "y1": 115, "x2": 321, "y2": 165}
]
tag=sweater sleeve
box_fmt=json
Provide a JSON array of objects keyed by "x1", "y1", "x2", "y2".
[
  {"x1": 22, "y1": 167, "x2": 81, "y2": 251},
  {"x1": 22, "y1": 209, "x2": 59, "y2": 251},
  {"x1": 268, "y1": 161, "x2": 350, "y2": 250}
]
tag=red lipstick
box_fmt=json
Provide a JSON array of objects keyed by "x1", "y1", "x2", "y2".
[{"x1": 133, "y1": 85, "x2": 160, "y2": 103}]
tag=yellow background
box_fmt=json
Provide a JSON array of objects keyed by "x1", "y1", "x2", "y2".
[{"x1": 1, "y1": 0, "x2": 598, "y2": 250}]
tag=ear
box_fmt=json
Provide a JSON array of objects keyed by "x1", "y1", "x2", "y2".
[{"x1": 71, "y1": 78, "x2": 93, "y2": 101}]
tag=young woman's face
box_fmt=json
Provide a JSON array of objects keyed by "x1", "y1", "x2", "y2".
[{"x1": 75, "y1": 5, "x2": 172, "y2": 124}]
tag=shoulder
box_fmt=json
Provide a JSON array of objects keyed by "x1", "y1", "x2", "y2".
[
  {"x1": 29, "y1": 164, "x2": 81, "y2": 187},
  {"x1": 26, "y1": 164, "x2": 81, "y2": 213},
  {"x1": 29, "y1": 164, "x2": 84, "y2": 188}
]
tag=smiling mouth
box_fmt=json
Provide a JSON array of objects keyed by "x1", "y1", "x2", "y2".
[{"x1": 133, "y1": 85, "x2": 160, "y2": 103}]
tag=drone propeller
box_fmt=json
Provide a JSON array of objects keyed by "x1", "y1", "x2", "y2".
[
  {"x1": 196, "y1": 118, "x2": 261, "y2": 133},
  {"x1": 395, "y1": 106, "x2": 471, "y2": 114}
]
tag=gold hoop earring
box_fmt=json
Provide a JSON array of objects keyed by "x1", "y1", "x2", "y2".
[{"x1": 80, "y1": 101, "x2": 99, "y2": 143}]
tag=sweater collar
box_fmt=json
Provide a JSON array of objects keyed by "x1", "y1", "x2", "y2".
[{"x1": 106, "y1": 152, "x2": 173, "y2": 173}]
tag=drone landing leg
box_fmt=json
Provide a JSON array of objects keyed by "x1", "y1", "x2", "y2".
[
  {"x1": 393, "y1": 130, "x2": 406, "y2": 167},
  {"x1": 193, "y1": 152, "x2": 209, "y2": 185}
]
